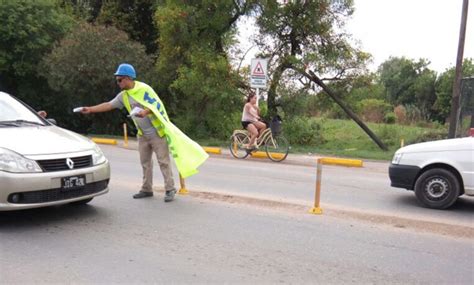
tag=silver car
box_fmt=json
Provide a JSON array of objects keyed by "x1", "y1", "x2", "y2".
[{"x1": 0, "y1": 92, "x2": 110, "y2": 211}]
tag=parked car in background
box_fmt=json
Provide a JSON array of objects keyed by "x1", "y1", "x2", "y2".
[
  {"x1": 389, "y1": 136, "x2": 473, "y2": 209},
  {"x1": 0, "y1": 92, "x2": 110, "y2": 211}
]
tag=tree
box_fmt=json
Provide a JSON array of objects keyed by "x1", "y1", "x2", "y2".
[
  {"x1": 378, "y1": 57, "x2": 437, "y2": 120},
  {"x1": 60, "y1": 0, "x2": 161, "y2": 54},
  {"x1": 41, "y1": 22, "x2": 156, "y2": 134},
  {"x1": 0, "y1": 0, "x2": 72, "y2": 105},
  {"x1": 434, "y1": 58, "x2": 474, "y2": 122},
  {"x1": 310, "y1": 73, "x2": 384, "y2": 118},
  {"x1": 253, "y1": 1, "x2": 387, "y2": 149},
  {"x1": 154, "y1": 1, "x2": 256, "y2": 138},
  {"x1": 96, "y1": 0, "x2": 162, "y2": 54}
]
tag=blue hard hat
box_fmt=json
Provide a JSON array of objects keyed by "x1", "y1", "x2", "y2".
[{"x1": 114, "y1": 63, "x2": 136, "y2": 79}]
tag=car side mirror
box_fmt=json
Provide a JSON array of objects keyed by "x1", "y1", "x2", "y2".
[{"x1": 47, "y1": 118, "x2": 57, "y2": 125}]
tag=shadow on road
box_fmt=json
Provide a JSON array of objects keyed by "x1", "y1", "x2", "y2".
[{"x1": 0, "y1": 204, "x2": 108, "y2": 230}]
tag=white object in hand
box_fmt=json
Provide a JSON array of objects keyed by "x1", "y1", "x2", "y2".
[
  {"x1": 73, "y1": 107, "x2": 84, "y2": 113},
  {"x1": 129, "y1": 106, "x2": 144, "y2": 117}
]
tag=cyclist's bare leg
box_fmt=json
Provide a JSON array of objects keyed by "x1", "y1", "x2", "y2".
[
  {"x1": 246, "y1": 124, "x2": 258, "y2": 148},
  {"x1": 254, "y1": 121, "x2": 266, "y2": 138}
]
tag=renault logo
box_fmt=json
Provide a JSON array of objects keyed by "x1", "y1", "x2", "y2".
[{"x1": 66, "y1": 158, "x2": 74, "y2": 169}]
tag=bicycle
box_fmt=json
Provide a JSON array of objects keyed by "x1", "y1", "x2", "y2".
[{"x1": 229, "y1": 125, "x2": 290, "y2": 162}]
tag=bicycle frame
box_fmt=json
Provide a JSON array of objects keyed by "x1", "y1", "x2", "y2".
[
  {"x1": 230, "y1": 127, "x2": 289, "y2": 162},
  {"x1": 232, "y1": 128, "x2": 273, "y2": 148}
]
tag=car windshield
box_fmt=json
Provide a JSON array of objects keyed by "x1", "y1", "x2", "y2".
[{"x1": 0, "y1": 93, "x2": 45, "y2": 127}]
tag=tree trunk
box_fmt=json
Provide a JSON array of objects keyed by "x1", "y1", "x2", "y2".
[{"x1": 267, "y1": 61, "x2": 290, "y2": 117}]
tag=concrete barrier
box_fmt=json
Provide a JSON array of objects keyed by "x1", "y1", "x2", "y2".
[
  {"x1": 320, "y1": 157, "x2": 363, "y2": 167},
  {"x1": 250, "y1": 150, "x2": 287, "y2": 160},
  {"x1": 92, "y1": 138, "x2": 117, "y2": 145}
]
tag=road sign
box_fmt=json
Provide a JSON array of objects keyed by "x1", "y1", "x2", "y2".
[{"x1": 250, "y1": 58, "x2": 267, "y2": 88}]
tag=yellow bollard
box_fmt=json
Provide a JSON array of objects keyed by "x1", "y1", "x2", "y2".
[
  {"x1": 309, "y1": 157, "x2": 363, "y2": 215},
  {"x1": 309, "y1": 158, "x2": 323, "y2": 215},
  {"x1": 178, "y1": 174, "x2": 189, "y2": 195},
  {"x1": 400, "y1": 138, "x2": 404, "y2": 147},
  {"x1": 123, "y1": 123, "x2": 128, "y2": 148}
]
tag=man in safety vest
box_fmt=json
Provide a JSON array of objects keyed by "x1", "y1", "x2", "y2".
[{"x1": 80, "y1": 63, "x2": 177, "y2": 202}]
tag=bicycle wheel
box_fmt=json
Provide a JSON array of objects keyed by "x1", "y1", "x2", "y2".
[
  {"x1": 265, "y1": 134, "x2": 289, "y2": 162},
  {"x1": 229, "y1": 133, "x2": 250, "y2": 159}
]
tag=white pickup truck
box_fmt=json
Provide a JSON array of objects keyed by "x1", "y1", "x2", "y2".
[{"x1": 389, "y1": 136, "x2": 473, "y2": 209}]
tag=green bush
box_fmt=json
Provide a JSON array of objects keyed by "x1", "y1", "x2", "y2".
[
  {"x1": 404, "y1": 104, "x2": 423, "y2": 123},
  {"x1": 41, "y1": 22, "x2": 155, "y2": 135},
  {"x1": 206, "y1": 111, "x2": 242, "y2": 140},
  {"x1": 384, "y1": 112, "x2": 396, "y2": 124},
  {"x1": 283, "y1": 116, "x2": 325, "y2": 145},
  {"x1": 377, "y1": 125, "x2": 401, "y2": 147},
  {"x1": 408, "y1": 129, "x2": 447, "y2": 144},
  {"x1": 356, "y1": 99, "x2": 391, "y2": 123}
]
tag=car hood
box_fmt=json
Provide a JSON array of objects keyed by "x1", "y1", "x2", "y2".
[
  {"x1": 399, "y1": 137, "x2": 474, "y2": 153},
  {"x1": 0, "y1": 126, "x2": 95, "y2": 155}
]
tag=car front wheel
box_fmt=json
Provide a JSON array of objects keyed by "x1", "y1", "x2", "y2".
[{"x1": 414, "y1": 168, "x2": 460, "y2": 209}]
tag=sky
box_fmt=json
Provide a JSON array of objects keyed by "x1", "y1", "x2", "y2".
[
  {"x1": 237, "y1": 0, "x2": 473, "y2": 74},
  {"x1": 347, "y1": 0, "x2": 473, "y2": 73}
]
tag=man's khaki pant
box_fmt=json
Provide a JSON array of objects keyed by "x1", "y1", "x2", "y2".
[{"x1": 138, "y1": 135, "x2": 175, "y2": 193}]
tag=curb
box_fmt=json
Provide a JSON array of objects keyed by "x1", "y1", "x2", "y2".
[
  {"x1": 201, "y1": 147, "x2": 287, "y2": 161},
  {"x1": 96, "y1": 137, "x2": 369, "y2": 168},
  {"x1": 202, "y1": 147, "x2": 222, "y2": 154},
  {"x1": 320, "y1": 157, "x2": 363, "y2": 167},
  {"x1": 174, "y1": 189, "x2": 473, "y2": 239}
]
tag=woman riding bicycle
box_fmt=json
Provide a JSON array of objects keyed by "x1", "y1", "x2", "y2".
[{"x1": 241, "y1": 91, "x2": 266, "y2": 150}]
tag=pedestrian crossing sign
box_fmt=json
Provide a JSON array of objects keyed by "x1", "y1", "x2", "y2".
[{"x1": 250, "y1": 58, "x2": 267, "y2": 88}]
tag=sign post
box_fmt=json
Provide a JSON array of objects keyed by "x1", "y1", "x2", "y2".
[{"x1": 250, "y1": 58, "x2": 268, "y2": 105}]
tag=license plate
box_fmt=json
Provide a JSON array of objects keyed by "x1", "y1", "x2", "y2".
[{"x1": 61, "y1": 175, "x2": 86, "y2": 190}]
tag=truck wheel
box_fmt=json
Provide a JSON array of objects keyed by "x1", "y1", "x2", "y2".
[{"x1": 414, "y1": 168, "x2": 460, "y2": 209}]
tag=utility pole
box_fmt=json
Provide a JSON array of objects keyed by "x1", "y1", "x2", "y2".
[{"x1": 448, "y1": 0, "x2": 469, "y2": 138}]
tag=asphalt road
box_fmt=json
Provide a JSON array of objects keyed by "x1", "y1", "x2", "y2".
[
  {"x1": 0, "y1": 188, "x2": 472, "y2": 283},
  {"x1": 0, "y1": 144, "x2": 472, "y2": 283},
  {"x1": 105, "y1": 144, "x2": 474, "y2": 227}
]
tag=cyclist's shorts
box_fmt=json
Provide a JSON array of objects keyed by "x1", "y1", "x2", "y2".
[{"x1": 241, "y1": 121, "x2": 252, "y2": 129}]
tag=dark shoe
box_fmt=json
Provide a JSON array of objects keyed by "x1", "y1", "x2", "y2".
[
  {"x1": 164, "y1": 190, "x2": 176, "y2": 202},
  {"x1": 133, "y1": 191, "x2": 153, "y2": 199}
]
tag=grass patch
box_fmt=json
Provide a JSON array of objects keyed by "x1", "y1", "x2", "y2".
[{"x1": 289, "y1": 118, "x2": 447, "y2": 161}]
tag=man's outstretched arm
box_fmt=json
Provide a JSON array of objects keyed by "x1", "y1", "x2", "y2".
[{"x1": 81, "y1": 102, "x2": 114, "y2": 114}]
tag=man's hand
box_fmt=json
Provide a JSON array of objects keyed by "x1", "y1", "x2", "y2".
[
  {"x1": 80, "y1": 107, "x2": 92, "y2": 114},
  {"x1": 37, "y1": 110, "x2": 47, "y2": 118},
  {"x1": 136, "y1": 108, "x2": 151, "y2": 118}
]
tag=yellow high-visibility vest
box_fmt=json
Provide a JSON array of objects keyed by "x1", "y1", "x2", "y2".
[{"x1": 122, "y1": 81, "x2": 208, "y2": 178}]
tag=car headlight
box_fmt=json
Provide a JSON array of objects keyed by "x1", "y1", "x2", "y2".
[
  {"x1": 392, "y1": 152, "x2": 403, "y2": 164},
  {"x1": 0, "y1": 148, "x2": 42, "y2": 173},
  {"x1": 92, "y1": 144, "x2": 107, "y2": 165}
]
